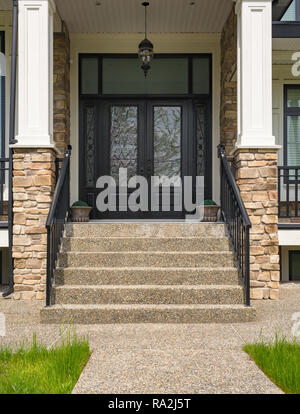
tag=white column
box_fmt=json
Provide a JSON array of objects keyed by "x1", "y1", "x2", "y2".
[
  {"x1": 15, "y1": 0, "x2": 55, "y2": 148},
  {"x1": 235, "y1": 0, "x2": 276, "y2": 148}
]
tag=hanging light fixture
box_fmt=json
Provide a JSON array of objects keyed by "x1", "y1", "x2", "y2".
[{"x1": 138, "y1": 2, "x2": 154, "y2": 78}]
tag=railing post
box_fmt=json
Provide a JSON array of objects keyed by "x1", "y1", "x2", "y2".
[
  {"x1": 245, "y1": 226, "x2": 250, "y2": 307},
  {"x1": 46, "y1": 226, "x2": 51, "y2": 307}
]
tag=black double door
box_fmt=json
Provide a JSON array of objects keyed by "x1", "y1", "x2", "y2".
[{"x1": 80, "y1": 99, "x2": 210, "y2": 219}]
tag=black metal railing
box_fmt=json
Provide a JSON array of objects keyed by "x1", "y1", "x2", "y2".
[
  {"x1": 278, "y1": 166, "x2": 300, "y2": 219},
  {"x1": 218, "y1": 145, "x2": 252, "y2": 306},
  {"x1": 0, "y1": 158, "x2": 9, "y2": 219},
  {"x1": 46, "y1": 146, "x2": 72, "y2": 307}
]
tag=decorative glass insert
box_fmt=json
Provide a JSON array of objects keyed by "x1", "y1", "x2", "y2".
[
  {"x1": 196, "y1": 105, "x2": 206, "y2": 177},
  {"x1": 290, "y1": 251, "x2": 300, "y2": 281},
  {"x1": 287, "y1": 116, "x2": 300, "y2": 166},
  {"x1": 193, "y1": 57, "x2": 210, "y2": 95},
  {"x1": 153, "y1": 106, "x2": 181, "y2": 181},
  {"x1": 85, "y1": 106, "x2": 96, "y2": 187},
  {"x1": 81, "y1": 57, "x2": 99, "y2": 95},
  {"x1": 103, "y1": 58, "x2": 188, "y2": 95},
  {"x1": 110, "y1": 106, "x2": 138, "y2": 184}
]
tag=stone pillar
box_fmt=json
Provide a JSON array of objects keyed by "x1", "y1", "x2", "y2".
[
  {"x1": 54, "y1": 24, "x2": 70, "y2": 153},
  {"x1": 12, "y1": 149, "x2": 56, "y2": 300},
  {"x1": 234, "y1": 1, "x2": 280, "y2": 299},
  {"x1": 235, "y1": 149, "x2": 280, "y2": 300},
  {"x1": 11, "y1": 1, "x2": 57, "y2": 300}
]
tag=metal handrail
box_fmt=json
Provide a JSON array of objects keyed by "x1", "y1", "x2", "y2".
[
  {"x1": 46, "y1": 146, "x2": 72, "y2": 306},
  {"x1": 218, "y1": 144, "x2": 252, "y2": 306},
  {"x1": 278, "y1": 165, "x2": 300, "y2": 219}
]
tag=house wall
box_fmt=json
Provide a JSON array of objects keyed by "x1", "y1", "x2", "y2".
[
  {"x1": 0, "y1": 11, "x2": 12, "y2": 210},
  {"x1": 69, "y1": 33, "x2": 221, "y2": 205},
  {"x1": 273, "y1": 50, "x2": 300, "y2": 282},
  {"x1": 273, "y1": 50, "x2": 300, "y2": 165}
]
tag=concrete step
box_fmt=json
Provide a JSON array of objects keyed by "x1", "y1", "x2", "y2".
[
  {"x1": 61, "y1": 237, "x2": 231, "y2": 253},
  {"x1": 55, "y1": 267, "x2": 240, "y2": 286},
  {"x1": 52, "y1": 285, "x2": 244, "y2": 305},
  {"x1": 40, "y1": 304, "x2": 256, "y2": 324},
  {"x1": 58, "y1": 251, "x2": 235, "y2": 268},
  {"x1": 66, "y1": 222, "x2": 226, "y2": 238}
]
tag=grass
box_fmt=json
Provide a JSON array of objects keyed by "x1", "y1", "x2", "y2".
[
  {"x1": 0, "y1": 329, "x2": 90, "y2": 394},
  {"x1": 244, "y1": 336, "x2": 300, "y2": 394}
]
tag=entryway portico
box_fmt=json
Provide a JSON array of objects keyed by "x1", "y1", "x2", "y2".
[
  {"x1": 4, "y1": 0, "x2": 283, "y2": 305},
  {"x1": 13, "y1": 0, "x2": 277, "y2": 214}
]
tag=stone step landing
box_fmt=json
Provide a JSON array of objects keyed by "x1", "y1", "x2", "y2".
[{"x1": 41, "y1": 304, "x2": 255, "y2": 324}]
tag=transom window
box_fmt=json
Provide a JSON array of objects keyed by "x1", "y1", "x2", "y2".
[{"x1": 80, "y1": 55, "x2": 211, "y2": 96}]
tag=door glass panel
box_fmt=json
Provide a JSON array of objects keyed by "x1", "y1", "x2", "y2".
[
  {"x1": 85, "y1": 105, "x2": 96, "y2": 187},
  {"x1": 196, "y1": 105, "x2": 206, "y2": 176},
  {"x1": 193, "y1": 57, "x2": 210, "y2": 94},
  {"x1": 153, "y1": 107, "x2": 181, "y2": 183},
  {"x1": 103, "y1": 58, "x2": 188, "y2": 95},
  {"x1": 81, "y1": 57, "x2": 99, "y2": 95},
  {"x1": 110, "y1": 106, "x2": 138, "y2": 185}
]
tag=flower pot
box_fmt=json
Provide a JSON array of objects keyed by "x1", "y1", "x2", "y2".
[
  {"x1": 70, "y1": 206, "x2": 92, "y2": 222},
  {"x1": 198, "y1": 205, "x2": 220, "y2": 222}
]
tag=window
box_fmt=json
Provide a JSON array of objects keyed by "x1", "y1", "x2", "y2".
[
  {"x1": 80, "y1": 55, "x2": 211, "y2": 97},
  {"x1": 281, "y1": 0, "x2": 300, "y2": 21},
  {"x1": 284, "y1": 86, "x2": 300, "y2": 168},
  {"x1": 0, "y1": 32, "x2": 4, "y2": 158},
  {"x1": 289, "y1": 251, "x2": 300, "y2": 281},
  {"x1": 102, "y1": 58, "x2": 189, "y2": 95}
]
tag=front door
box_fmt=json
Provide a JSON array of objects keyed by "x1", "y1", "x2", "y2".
[{"x1": 80, "y1": 98, "x2": 210, "y2": 219}]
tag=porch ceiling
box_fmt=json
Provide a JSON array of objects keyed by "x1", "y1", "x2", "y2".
[{"x1": 55, "y1": 0, "x2": 233, "y2": 34}]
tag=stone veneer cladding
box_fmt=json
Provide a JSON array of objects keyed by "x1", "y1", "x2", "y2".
[
  {"x1": 12, "y1": 149, "x2": 56, "y2": 300},
  {"x1": 54, "y1": 26, "x2": 70, "y2": 153},
  {"x1": 234, "y1": 149, "x2": 280, "y2": 300},
  {"x1": 220, "y1": 7, "x2": 237, "y2": 155}
]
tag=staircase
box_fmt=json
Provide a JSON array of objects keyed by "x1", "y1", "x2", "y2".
[{"x1": 40, "y1": 222, "x2": 256, "y2": 324}]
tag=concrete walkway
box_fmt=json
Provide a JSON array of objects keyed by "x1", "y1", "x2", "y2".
[{"x1": 1, "y1": 284, "x2": 300, "y2": 393}]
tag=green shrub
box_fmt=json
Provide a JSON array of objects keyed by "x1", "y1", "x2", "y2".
[
  {"x1": 72, "y1": 201, "x2": 90, "y2": 207},
  {"x1": 201, "y1": 200, "x2": 217, "y2": 206}
]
